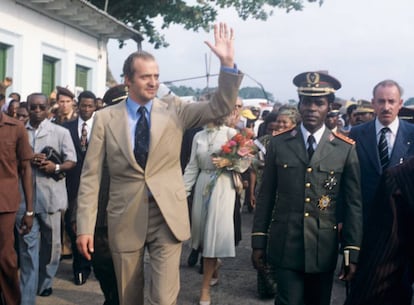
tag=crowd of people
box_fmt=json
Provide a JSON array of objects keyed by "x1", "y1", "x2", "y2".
[{"x1": 0, "y1": 22, "x2": 413, "y2": 305}]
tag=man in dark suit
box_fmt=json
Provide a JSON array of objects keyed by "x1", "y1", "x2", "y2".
[
  {"x1": 63, "y1": 90, "x2": 97, "y2": 285},
  {"x1": 252, "y1": 71, "x2": 363, "y2": 305},
  {"x1": 345, "y1": 156, "x2": 414, "y2": 305},
  {"x1": 349, "y1": 79, "x2": 414, "y2": 225}
]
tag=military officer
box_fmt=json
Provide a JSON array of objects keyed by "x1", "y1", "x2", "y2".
[{"x1": 251, "y1": 71, "x2": 363, "y2": 305}]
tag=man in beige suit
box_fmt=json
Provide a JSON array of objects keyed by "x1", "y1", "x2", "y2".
[{"x1": 76, "y1": 23, "x2": 243, "y2": 305}]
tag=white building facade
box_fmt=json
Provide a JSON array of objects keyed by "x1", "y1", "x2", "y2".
[{"x1": 0, "y1": 0, "x2": 142, "y2": 99}]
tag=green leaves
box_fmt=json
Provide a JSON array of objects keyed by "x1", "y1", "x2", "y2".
[{"x1": 88, "y1": 0, "x2": 323, "y2": 48}]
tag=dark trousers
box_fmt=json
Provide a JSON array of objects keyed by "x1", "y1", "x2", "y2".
[
  {"x1": 0, "y1": 212, "x2": 20, "y2": 305},
  {"x1": 93, "y1": 227, "x2": 119, "y2": 305},
  {"x1": 275, "y1": 268, "x2": 334, "y2": 305},
  {"x1": 64, "y1": 210, "x2": 91, "y2": 278}
]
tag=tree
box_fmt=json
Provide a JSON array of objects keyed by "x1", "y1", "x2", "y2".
[
  {"x1": 88, "y1": 0, "x2": 323, "y2": 48},
  {"x1": 239, "y1": 86, "x2": 274, "y2": 101},
  {"x1": 404, "y1": 97, "x2": 414, "y2": 107}
]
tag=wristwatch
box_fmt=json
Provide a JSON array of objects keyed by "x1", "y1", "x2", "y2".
[
  {"x1": 55, "y1": 164, "x2": 60, "y2": 174},
  {"x1": 25, "y1": 211, "x2": 34, "y2": 216}
]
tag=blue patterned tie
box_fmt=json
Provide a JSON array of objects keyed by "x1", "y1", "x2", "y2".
[
  {"x1": 134, "y1": 107, "x2": 149, "y2": 169},
  {"x1": 378, "y1": 127, "x2": 390, "y2": 170}
]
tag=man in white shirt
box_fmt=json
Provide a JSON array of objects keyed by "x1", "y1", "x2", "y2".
[{"x1": 349, "y1": 79, "x2": 414, "y2": 226}]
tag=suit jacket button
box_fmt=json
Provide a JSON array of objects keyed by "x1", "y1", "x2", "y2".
[
  {"x1": 305, "y1": 197, "x2": 310, "y2": 203},
  {"x1": 304, "y1": 212, "x2": 310, "y2": 217},
  {"x1": 305, "y1": 183, "x2": 311, "y2": 188},
  {"x1": 307, "y1": 167, "x2": 312, "y2": 173}
]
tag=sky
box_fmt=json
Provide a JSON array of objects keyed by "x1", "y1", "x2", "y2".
[{"x1": 107, "y1": 0, "x2": 414, "y2": 103}]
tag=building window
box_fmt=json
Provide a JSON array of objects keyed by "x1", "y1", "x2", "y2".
[
  {"x1": 0, "y1": 43, "x2": 8, "y2": 81},
  {"x1": 42, "y1": 55, "x2": 57, "y2": 96},
  {"x1": 76, "y1": 64, "x2": 89, "y2": 91}
]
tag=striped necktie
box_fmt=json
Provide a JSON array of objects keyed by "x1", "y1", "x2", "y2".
[
  {"x1": 378, "y1": 127, "x2": 390, "y2": 170},
  {"x1": 80, "y1": 122, "x2": 88, "y2": 152}
]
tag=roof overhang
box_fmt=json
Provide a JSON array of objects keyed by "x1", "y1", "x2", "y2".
[{"x1": 15, "y1": 0, "x2": 143, "y2": 46}]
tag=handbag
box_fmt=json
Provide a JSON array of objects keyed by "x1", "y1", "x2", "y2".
[
  {"x1": 40, "y1": 146, "x2": 66, "y2": 181},
  {"x1": 232, "y1": 171, "x2": 244, "y2": 195}
]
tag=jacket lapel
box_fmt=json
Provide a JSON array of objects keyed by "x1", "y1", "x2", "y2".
[
  {"x1": 310, "y1": 129, "x2": 336, "y2": 165},
  {"x1": 70, "y1": 120, "x2": 82, "y2": 152},
  {"x1": 147, "y1": 99, "x2": 168, "y2": 162},
  {"x1": 358, "y1": 121, "x2": 381, "y2": 174},
  {"x1": 107, "y1": 101, "x2": 142, "y2": 172},
  {"x1": 390, "y1": 120, "x2": 412, "y2": 165},
  {"x1": 285, "y1": 127, "x2": 308, "y2": 165},
  {"x1": 36, "y1": 120, "x2": 53, "y2": 140}
]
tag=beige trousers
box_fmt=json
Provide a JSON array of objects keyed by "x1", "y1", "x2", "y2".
[{"x1": 112, "y1": 201, "x2": 182, "y2": 305}]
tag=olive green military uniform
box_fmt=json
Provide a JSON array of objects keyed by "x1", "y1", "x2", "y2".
[{"x1": 252, "y1": 124, "x2": 362, "y2": 304}]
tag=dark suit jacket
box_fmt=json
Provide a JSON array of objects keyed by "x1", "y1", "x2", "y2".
[
  {"x1": 345, "y1": 156, "x2": 414, "y2": 305},
  {"x1": 252, "y1": 126, "x2": 363, "y2": 273},
  {"x1": 63, "y1": 119, "x2": 88, "y2": 204},
  {"x1": 349, "y1": 119, "x2": 414, "y2": 224}
]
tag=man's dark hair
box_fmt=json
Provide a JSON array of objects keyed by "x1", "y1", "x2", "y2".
[
  {"x1": 27, "y1": 93, "x2": 48, "y2": 105},
  {"x1": 263, "y1": 112, "x2": 278, "y2": 131},
  {"x1": 77, "y1": 90, "x2": 97, "y2": 105},
  {"x1": 347, "y1": 104, "x2": 357, "y2": 116},
  {"x1": 9, "y1": 92, "x2": 21, "y2": 101},
  {"x1": 19, "y1": 102, "x2": 28, "y2": 110},
  {"x1": 122, "y1": 51, "x2": 156, "y2": 81}
]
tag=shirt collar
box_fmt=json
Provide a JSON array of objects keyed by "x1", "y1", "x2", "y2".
[
  {"x1": 375, "y1": 117, "x2": 399, "y2": 136},
  {"x1": 78, "y1": 112, "x2": 95, "y2": 126},
  {"x1": 300, "y1": 123, "x2": 326, "y2": 145},
  {"x1": 126, "y1": 97, "x2": 153, "y2": 119},
  {"x1": 26, "y1": 119, "x2": 47, "y2": 130}
]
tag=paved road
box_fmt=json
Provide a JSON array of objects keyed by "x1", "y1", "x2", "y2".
[{"x1": 36, "y1": 209, "x2": 349, "y2": 305}]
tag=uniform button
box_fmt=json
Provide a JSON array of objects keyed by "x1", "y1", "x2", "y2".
[
  {"x1": 283, "y1": 164, "x2": 288, "y2": 168},
  {"x1": 333, "y1": 225, "x2": 337, "y2": 230},
  {"x1": 305, "y1": 183, "x2": 311, "y2": 188},
  {"x1": 330, "y1": 171, "x2": 334, "y2": 175},
  {"x1": 305, "y1": 197, "x2": 310, "y2": 203},
  {"x1": 307, "y1": 167, "x2": 312, "y2": 173},
  {"x1": 304, "y1": 213, "x2": 310, "y2": 217}
]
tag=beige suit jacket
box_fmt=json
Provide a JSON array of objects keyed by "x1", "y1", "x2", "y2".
[{"x1": 77, "y1": 71, "x2": 243, "y2": 252}]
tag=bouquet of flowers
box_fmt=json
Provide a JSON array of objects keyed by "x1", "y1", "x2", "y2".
[
  {"x1": 204, "y1": 128, "x2": 257, "y2": 197},
  {"x1": 219, "y1": 128, "x2": 257, "y2": 161}
]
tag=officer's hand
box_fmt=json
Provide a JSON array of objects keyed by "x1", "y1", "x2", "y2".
[
  {"x1": 38, "y1": 160, "x2": 56, "y2": 174},
  {"x1": 32, "y1": 153, "x2": 46, "y2": 167},
  {"x1": 251, "y1": 249, "x2": 265, "y2": 270},
  {"x1": 250, "y1": 194, "x2": 256, "y2": 209},
  {"x1": 76, "y1": 234, "x2": 94, "y2": 261},
  {"x1": 339, "y1": 262, "x2": 357, "y2": 281},
  {"x1": 19, "y1": 214, "x2": 33, "y2": 235}
]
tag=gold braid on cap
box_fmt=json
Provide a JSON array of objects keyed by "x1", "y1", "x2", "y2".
[{"x1": 297, "y1": 87, "x2": 336, "y2": 96}]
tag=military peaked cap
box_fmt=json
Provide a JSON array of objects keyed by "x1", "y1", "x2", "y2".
[{"x1": 293, "y1": 71, "x2": 341, "y2": 97}]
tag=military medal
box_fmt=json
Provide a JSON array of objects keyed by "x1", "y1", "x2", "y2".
[
  {"x1": 324, "y1": 174, "x2": 337, "y2": 190},
  {"x1": 318, "y1": 195, "x2": 331, "y2": 210}
]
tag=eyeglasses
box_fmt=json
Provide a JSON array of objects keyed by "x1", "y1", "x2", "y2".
[{"x1": 29, "y1": 104, "x2": 47, "y2": 111}]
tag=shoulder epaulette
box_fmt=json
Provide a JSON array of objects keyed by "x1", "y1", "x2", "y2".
[
  {"x1": 333, "y1": 131, "x2": 355, "y2": 145},
  {"x1": 273, "y1": 126, "x2": 295, "y2": 137}
]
